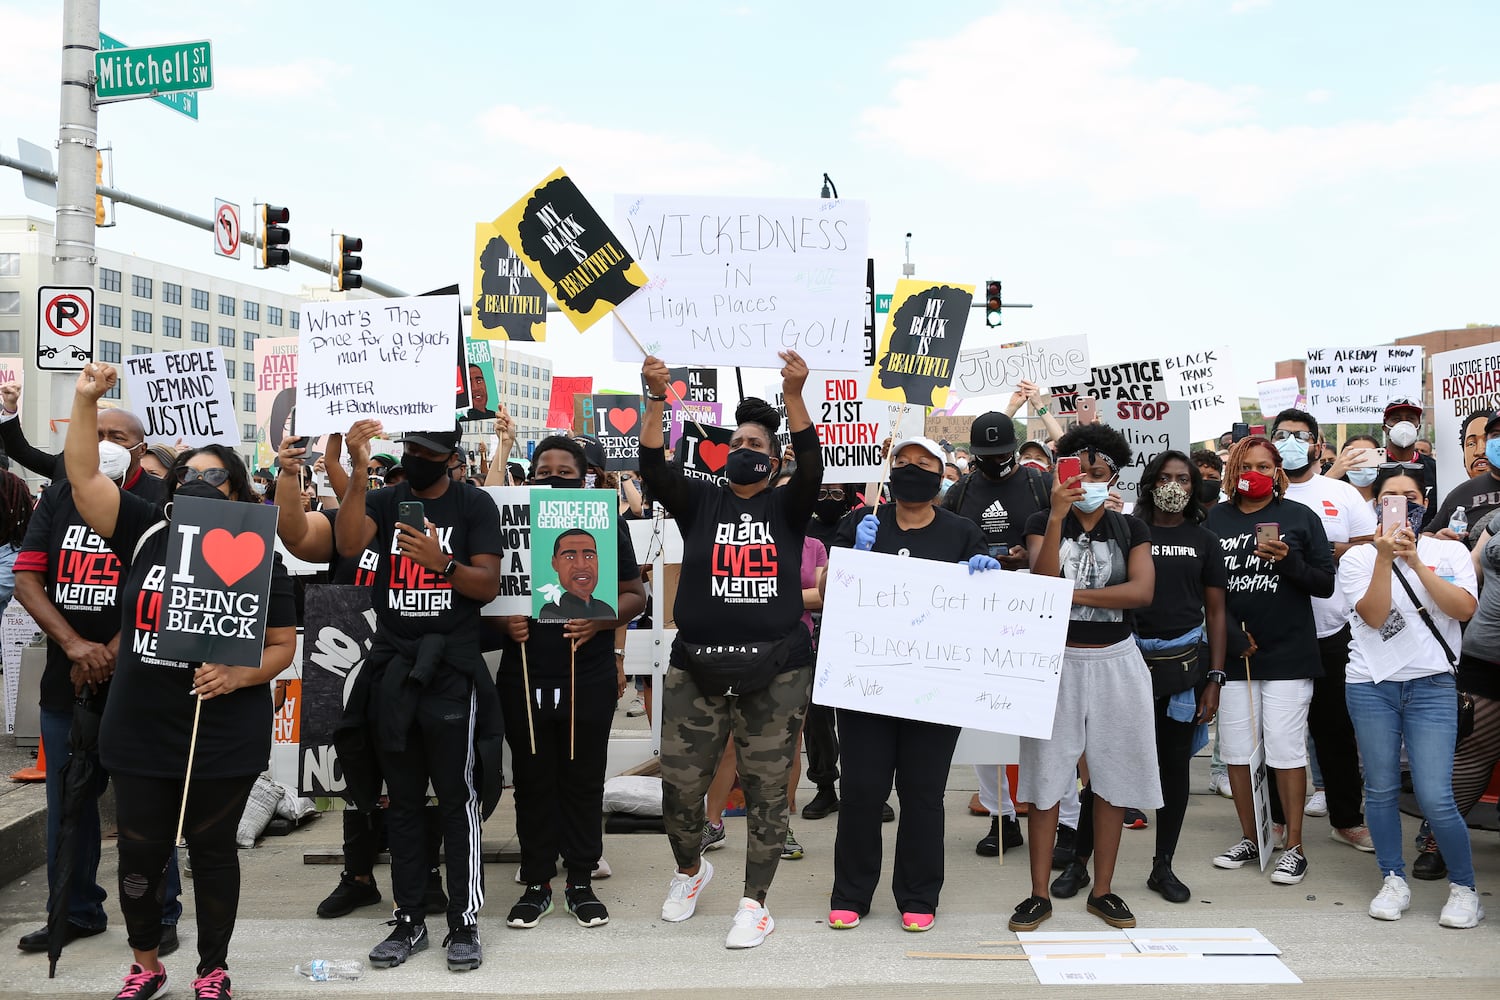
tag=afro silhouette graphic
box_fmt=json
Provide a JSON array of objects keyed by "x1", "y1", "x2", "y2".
[
  {"x1": 516, "y1": 175, "x2": 641, "y2": 321},
  {"x1": 875, "y1": 284, "x2": 973, "y2": 406},
  {"x1": 475, "y1": 234, "x2": 546, "y2": 341}
]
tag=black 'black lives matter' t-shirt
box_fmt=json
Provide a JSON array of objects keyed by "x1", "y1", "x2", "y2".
[
  {"x1": 17, "y1": 470, "x2": 166, "y2": 713},
  {"x1": 834, "y1": 503, "x2": 987, "y2": 564},
  {"x1": 99, "y1": 491, "x2": 296, "y2": 779},
  {"x1": 363, "y1": 481, "x2": 504, "y2": 641},
  {"x1": 1134, "y1": 519, "x2": 1228, "y2": 640}
]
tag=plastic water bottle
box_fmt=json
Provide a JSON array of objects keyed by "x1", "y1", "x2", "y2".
[
  {"x1": 294, "y1": 959, "x2": 364, "y2": 982},
  {"x1": 1449, "y1": 506, "x2": 1468, "y2": 539}
]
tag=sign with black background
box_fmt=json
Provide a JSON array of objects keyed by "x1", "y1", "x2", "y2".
[
  {"x1": 591, "y1": 393, "x2": 644, "y2": 470},
  {"x1": 673, "y1": 423, "x2": 735, "y2": 488}
]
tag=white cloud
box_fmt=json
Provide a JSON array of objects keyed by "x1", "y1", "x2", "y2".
[
  {"x1": 0, "y1": 9, "x2": 61, "y2": 118},
  {"x1": 860, "y1": 7, "x2": 1500, "y2": 212},
  {"x1": 1304, "y1": 88, "x2": 1333, "y2": 104},
  {"x1": 218, "y1": 59, "x2": 351, "y2": 99}
]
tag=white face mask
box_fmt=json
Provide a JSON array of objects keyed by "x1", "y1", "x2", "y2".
[
  {"x1": 1387, "y1": 420, "x2": 1420, "y2": 449},
  {"x1": 98, "y1": 440, "x2": 132, "y2": 482}
]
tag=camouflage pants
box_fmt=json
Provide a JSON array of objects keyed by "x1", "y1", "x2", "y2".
[{"x1": 660, "y1": 663, "x2": 814, "y2": 903}]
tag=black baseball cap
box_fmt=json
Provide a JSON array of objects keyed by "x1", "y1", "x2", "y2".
[
  {"x1": 401, "y1": 420, "x2": 462, "y2": 455},
  {"x1": 969, "y1": 412, "x2": 1018, "y2": 457},
  {"x1": 575, "y1": 435, "x2": 607, "y2": 471},
  {"x1": 1485, "y1": 413, "x2": 1500, "y2": 435}
]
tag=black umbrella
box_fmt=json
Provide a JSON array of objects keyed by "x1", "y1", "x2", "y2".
[{"x1": 46, "y1": 692, "x2": 103, "y2": 978}]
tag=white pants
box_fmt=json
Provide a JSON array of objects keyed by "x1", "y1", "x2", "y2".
[
  {"x1": 975, "y1": 765, "x2": 1080, "y2": 826},
  {"x1": 1218, "y1": 679, "x2": 1314, "y2": 771}
]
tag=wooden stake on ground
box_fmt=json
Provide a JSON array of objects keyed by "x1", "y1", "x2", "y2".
[{"x1": 520, "y1": 646, "x2": 537, "y2": 754}]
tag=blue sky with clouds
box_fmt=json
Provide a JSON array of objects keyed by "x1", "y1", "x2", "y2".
[{"x1": 5, "y1": 0, "x2": 1497, "y2": 396}]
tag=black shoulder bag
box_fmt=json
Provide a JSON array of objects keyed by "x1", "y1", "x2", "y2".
[
  {"x1": 673, "y1": 629, "x2": 807, "y2": 698},
  {"x1": 1392, "y1": 563, "x2": 1474, "y2": 745}
]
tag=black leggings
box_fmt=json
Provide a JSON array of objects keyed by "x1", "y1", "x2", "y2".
[
  {"x1": 1073, "y1": 695, "x2": 1195, "y2": 862},
  {"x1": 114, "y1": 773, "x2": 256, "y2": 976}
]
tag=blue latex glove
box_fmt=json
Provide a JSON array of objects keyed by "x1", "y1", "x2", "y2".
[
  {"x1": 967, "y1": 554, "x2": 1001, "y2": 574},
  {"x1": 854, "y1": 514, "x2": 879, "y2": 552}
]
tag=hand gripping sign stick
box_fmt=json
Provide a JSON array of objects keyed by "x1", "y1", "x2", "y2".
[
  {"x1": 865, "y1": 404, "x2": 910, "y2": 513},
  {"x1": 613, "y1": 311, "x2": 708, "y2": 441}
]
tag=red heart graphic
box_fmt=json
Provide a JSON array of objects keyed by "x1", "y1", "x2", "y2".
[
  {"x1": 699, "y1": 441, "x2": 730, "y2": 472},
  {"x1": 608, "y1": 407, "x2": 639, "y2": 434},
  {"x1": 201, "y1": 528, "x2": 266, "y2": 588},
  {"x1": 670, "y1": 380, "x2": 688, "y2": 400}
]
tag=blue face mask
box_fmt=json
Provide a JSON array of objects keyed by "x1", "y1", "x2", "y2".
[
  {"x1": 1488, "y1": 437, "x2": 1500, "y2": 470},
  {"x1": 1275, "y1": 435, "x2": 1310, "y2": 471},
  {"x1": 938, "y1": 477, "x2": 953, "y2": 496},
  {"x1": 1347, "y1": 467, "x2": 1377, "y2": 487},
  {"x1": 1074, "y1": 481, "x2": 1110, "y2": 513}
]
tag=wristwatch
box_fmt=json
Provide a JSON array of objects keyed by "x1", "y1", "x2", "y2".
[
  {"x1": 1035, "y1": 405, "x2": 1050, "y2": 416},
  {"x1": 442, "y1": 558, "x2": 459, "y2": 579},
  {"x1": 1207, "y1": 669, "x2": 1227, "y2": 686}
]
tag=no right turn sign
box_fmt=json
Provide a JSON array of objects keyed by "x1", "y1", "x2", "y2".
[{"x1": 37, "y1": 285, "x2": 95, "y2": 372}]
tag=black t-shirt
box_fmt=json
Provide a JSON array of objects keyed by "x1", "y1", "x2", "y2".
[
  {"x1": 318, "y1": 506, "x2": 384, "y2": 586},
  {"x1": 363, "y1": 481, "x2": 505, "y2": 641},
  {"x1": 1431, "y1": 471, "x2": 1500, "y2": 548},
  {"x1": 16, "y1": 470, "x2": 167, "y2": 713},
  {"x1": 943, "y1": 467, "x2": 1052, "y2": 559},
  {"x1": 833, "y1": 503, "x2": 987, "y2": 565},
  {"x1": 1134, "y1": 519, "x2": 1228, "y2": 640},
  {"x1": 1024, "y1": 509, "x2": 1151, "y2": 646},
  {"x1": 99, "y1": 491, "x2": 297, "y2": 779},
  {"x1": 1205, "y1": 497, "x2": 1333, "y2": 681}
]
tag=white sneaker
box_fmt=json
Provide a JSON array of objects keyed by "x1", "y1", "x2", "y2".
[
  {"x1": 1305, "y1": 789, "x2": 1328, "y2": 817},
  {"x1": 625, "y1": 697, "x2": 645, "y2": 717},
  {"x1": 1368, "y1": 874, "x2": 1411, "y2": 920},
  {"x1": 725, "y1": 896, "x2": 775, "y2": 949},
  {"x1": 1331, "y1": 825, "x2": 1376, "y2": 853},
  {"x1": 1209, "y1": 771, "x2": 1233, "y2": 799},
  {"x1": 661, "y1": 859, "x2": 713, "y2": 922},
  {"x1": 1438, "y1": 883, "x2": 1485, "y2": 929}
]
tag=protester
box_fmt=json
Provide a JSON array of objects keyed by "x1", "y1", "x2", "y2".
[
  {"x1": 1327, "y1": 435, "x2": 1383, "y2": 502},
  {"x1": 637, "y1": 350, "x2": 821, "y2": 950},
  {"x1": 1207, "y1": 435, "x2": 1334, "y2": 886},
  {"x1": 1431, "y1": 413, "x2": 1500, "y2": 547},
  {"x1": 1338, "y1": 466, "x2": 1482, "y2": 927},
  {"x1": 497, "y1": 435, "x2": 645, "y2": 932},
  {"x1": 1019, "y1": 440, "x2": 1053, "y2": 473},
  {"x1": 0, "y1": 469, "x2": 27, "y2": 618},
  {"x1": 336, "y1": 419, "x2": 505, "y2": 973},
  {"x1": 140, "y1": 444, "x2": 178, "y2": 481},
  {"x1": 1, "y1": 382, "x2": 69, "y2": 479},
  {"x1": 1011, "y1": 423, "x2": 1160, "y2": 932},
  {"x1": 824, "y1": 436, "x2": 996, "y2": 931},
  {"x1": 1191, "y1": 450, "x2": 1224, "y2": 510},
  {"x1": 63, "y1": 363, "x2": 297, "y2": 1000},
  {"x1": 1381, "y1": 399, "x2": 1438, "y2": 526}
]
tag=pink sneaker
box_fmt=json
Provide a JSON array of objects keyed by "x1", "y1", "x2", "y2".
[
  {"x1": 901, "y1": 912, "x2": 936, "y2": 932},
  {"x1": 114, "y1": 963, "x2": 168, "y2": 1000},
  {"x1": 828, "y1": 909, "x2": 861, "y2": 929},
  {"x1": 192, "y1": 967, "x2": 232, "y2": 999}
]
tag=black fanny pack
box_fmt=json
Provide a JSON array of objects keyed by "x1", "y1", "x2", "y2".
[
  {"x1": 1141, "y1": 641, "x2": 1204, "y2": 699},
  {"x1": 674, "y1": 630, "x2": 805, "y2": 697}
]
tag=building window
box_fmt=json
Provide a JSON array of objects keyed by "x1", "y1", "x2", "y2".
[
  {"x1": 99, "y1": 268, "x2": 121, "y2": 292},
  {"x1": 267, "y1": 305, "x2": 283, "y2": 326},
  {"x1": 243, "y1": 301, "x2": 259, "y2": 321},
  {"x1": 228, "y1": 392, "x2": 236, "y2": 409},
  {"x1": 242, "y1": 361, "x2": 254, "y2": 381},
  {"x1": 226, "y1": 362, "x2": 236, "y2": 380},
  {"x1": 131, "y1": 345, "x2": 151, "y2": 355},
  {"x1": 543, "y1": 387, "x2": 550, "y2": 400},
  {"x1": 218, "y1": 294, "x2": 235, "y2": 317},
  {"x1": 289, "y1": 312, "x2": 299, "y2": 330},
  {"x1": 0, "y1": 253, "x2": 18, "y2": 276},
  {"x1": 189, "y1": 321, "x2": 208, "y2": 342},
  {"x1": 243, "y1": 331, "x2": 257, "y2": 351},
  {"x1": 0, "y1": 291, "x2": 18, "y2": 315},
  {"x1": 243, "y1": 393, "x2": 256, "y2": 413},
  {"x1": 162, "y1": 282, "x2": 182, "y2": 305},
  {"x1": 0, "y1": 330, "x2": 18, "y2": 353},
  {"x1": 191, "y1": 288, "x2": 208, "y2": 310},
  {"x1": 164, "y1": 316, "x2": 183, "y2": 340},
  {"x1": 131, "y1": 310, "x2": 152, "y2": 334},
  {"x1": 132, "y1": 275, "x2": 152, "y2": 299},
  {"x1": 103, "y1": 381, "x2": 121, "y2": 400},
  {"x1": 97, "y1": 304, "x2": 121, "y2": 327},
  {"x1": 219, "y1": 326, "x2": 235, "y2": 347},
  {"x1": 510, "y1": 361, "x2": 518, "y2": 375},
  {"x1": 520, "y1": 363, "x2": 530, "y2": 377},
  {"x1": 243, "y1": 423, "x2": 259, "y2": 442},
  {"x1": 98, "y1": 340, "x2": 121, "y2": 363}
]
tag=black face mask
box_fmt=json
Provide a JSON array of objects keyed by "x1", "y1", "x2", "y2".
[
  {"x1": 814, "y1": 498, "x2": 847, "y2": 523},
  {"x1": 977, "y1": 454, "x2": 1016, "y2": 480},
  {"x1": 889, "y1": 464, "x2": 942, "y2": 504},
  {"x1": 532, "y1": 475, "x2": 584, "y2": 491},
  {"x1": 1196, "y1": 478, "x2": 1222, "y2": 503},
  {"x1": 725, "y1": 448, "x2": 773, "y2": 485},
  {"x1": 403, "y1": 454, "x2": 449, "y2": 491},
  {"x1": 173, "y1": 480, "x2": 229, "y2": 503}
]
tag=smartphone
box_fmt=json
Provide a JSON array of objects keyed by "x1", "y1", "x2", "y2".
[
  {"x1": 1255, "y1": 522, "x2": 1280, "y2": 547},
  {"x1": 1381, "y1": 495, "x2": 1407, "y2": 535},
  {"x1": 1075, "y1": 396, "x2": 1098, "y2": 426},
  {"x1": 398, "y1": 501, "x2": 426, "y2": 532},
  {"x1": 1055, "y1": 456, "x2": 1083, "y2": 484},
  {"x1": 1232, "y1": 422, "x2": 1251, "y2": 443}
]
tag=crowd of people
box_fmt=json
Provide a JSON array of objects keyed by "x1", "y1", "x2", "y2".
[{"x1": 3, "y1": 363, "x2": 1498, "y2": 997}]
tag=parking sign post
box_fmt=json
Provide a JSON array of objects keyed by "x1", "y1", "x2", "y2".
[{"x1": 37, "y1": 285, "x2": 95, "y2": 372}]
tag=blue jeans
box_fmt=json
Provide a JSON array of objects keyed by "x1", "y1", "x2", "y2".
[
  {"x1": 40, "y1": 706, "x2": 182, "y2": 929},
  {"x1": 1345, "y1": 674, "x2": 1475, "y2": 889}
]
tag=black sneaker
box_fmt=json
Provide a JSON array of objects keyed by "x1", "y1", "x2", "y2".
[
  {"x1": 1147, "y1": 856, "x2": 1191, "y2": 903},
  {"x1": 507, "y1": 883, "x2": 553, "y2": 928},
  {"x1": 443, "y1": 924, "x2": 482, "y2": 971},
  {"x1": 423, "y1": 867, "x2": 448, "y2": 915},
  {"x1": 975, "y1": 816, "x2": 1002, "y2": 857},
  {"x1": 1051, "y1": 824, "x2": 1077, "y2": 870},
  {"x1": 800, "y1": 787, "x2": 839, "y2": 820},
  {"x1": 1087, "y1": 892, "x2": 1136, "y2": 928},
  {"x1": 113, "y1": 962, "x2": 168, "y2": 1000},
  {"x1": 1008, "y1": 895, "x2": 1053, "y2": 932},
  {"x1": 368, "y1": 913, "x2": 428, "y2": 969},
  {"x1": 1001, "y1": 815, "x2": 1024, "y2": 852},
  {"x1": 156, "y1": 923, "x2": 179, "y2": 957},
  {"x1": 317, "y1": 871, "x2": 382, "y2": 918},
  {"x1": 1212, "y1": 837, "x2": 1260, "y2": 870},
  {"x1": 1270, "y1": 845, "x2": 1308, "y2": 885},
  {"x1": 565, "y1": 883, "x2": 610, "y2": 927},
  {"x1": 1051, "y1": 859, "x2": 1091, "y2": 899},
  {"x1": 1413, "y1": 836, "x2": 1448, "y2": 881}
]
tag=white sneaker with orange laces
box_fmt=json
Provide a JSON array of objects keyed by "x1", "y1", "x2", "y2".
[
  {"x1": 661, "y1": 859, "x2": 713, "y2": 922},
  {"x1": 725, "y1": 896, "x2": 775, "y2": 949}
]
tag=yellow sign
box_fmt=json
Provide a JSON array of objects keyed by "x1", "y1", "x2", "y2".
[
  {"x1": 471, "y1": 222, "x2": 547, "y2": 341},
  {"x1": 867, "y1": 279, "x2": 975, "y2": 408}
]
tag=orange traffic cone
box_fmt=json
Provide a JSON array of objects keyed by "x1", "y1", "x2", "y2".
[{"x1": 10, "y1": 733, "x2": 46, "y2": 782}]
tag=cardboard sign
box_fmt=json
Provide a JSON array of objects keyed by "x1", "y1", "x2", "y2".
[
  {"x1": 1162, "y1": 345, "x2": 1239, "y2": 443},
  {"x1": 1107, "y1": 397, "x2": 1193, "y2": 506},
  {"x1": 471, "y1": 223, "x2": 547, "y2": 341},
  {"x1": 463, "y1": 338, "x2": 499, "y2": 421},
  {"x1": 1256, "y1": 377, "x2": 1303, "y2": 422},
  {"x1": 1304, "y1": 345, "x2": 1424, "y2": 423},
  {"x1": 254, "y1": 337, "x2": 299, "y2": 467},
  {"x1": 673, "y1": 423, "x2": 735, "y2": 488},
  {"x1": 668, "y1": 366, "x2": 717, "y2": 403},
  {"x1": 530, "y1": 489, "x2": 619, "y2": 622},
  {"x1": 1250, "y1": 743, "x2": 1273, "y2": 871},
  {"x1": 296, "y1": 295, "x2": 459, "y2": 435},
  {"x1": 155, "y1": 495, "x2": 277, "y2": 667},
  {"x1": 611, "y1": 194, "x2": 870, "y2": 370},
  {"x1": 480, "y1": 486, "x2": 533, "y2": 616},
  {"x1": 863, "y1": 258, "x2": 877, "y2": 369},
  {"x1": 297, "y1": 585, "x2": 376, "y2": 797},
  {"x1": 814, "y1": 548, "x2": 1072, "y2": 736},
  {"x1": 495, "y1": 168, "x2": 647, "y2": 333},
  {"x1": 867, "y1": 279, "x2": 976, "y2": 407},
  {"x1": 123, "y1": 348, "x2": 239, "y2": 446},
  {"x1": 767, "y1": 372, "x2": 920, "y2": 481},
  {"x1": 953, "y1": 336, "x2": 1092, "y2": 399},
  {"x1": 1049, "y1": 358, "x2": 1167, "y2": 416},
  {"x1": 548, "y1": 375, "x2": 593, "y2": 430},
  {"x1": 587, "y1": 393, "x2": 644, "y2": 470},
  {"x1": 0, "y1": 358, "x2": 23, "y2": 389},
  {"x1": 666, "y1": 400, "x2": 723, "y2": 448},
  {"x1": 1431, "y1": 342, "x2": 1500, "y2": 495}
]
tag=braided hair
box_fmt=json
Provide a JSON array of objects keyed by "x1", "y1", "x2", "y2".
[
  {"x1": 0, "y1": 470, "x2": 33, "y2": 547},
  {"x1": 1223, "y1": 435, "x2": 1289, "y2": 504}
]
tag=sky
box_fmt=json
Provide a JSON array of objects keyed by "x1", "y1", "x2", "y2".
[{"x1": 4, "y1": 0, "x2": 1498, "y2": 402}]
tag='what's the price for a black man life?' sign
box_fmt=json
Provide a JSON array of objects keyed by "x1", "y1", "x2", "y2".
[{"x1": 123, "y1": 348, "x2": 240, "y2": 447}]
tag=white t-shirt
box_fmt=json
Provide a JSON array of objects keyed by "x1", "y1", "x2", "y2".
[
  {"x1": 1286, "y1": 475, "x2": 1378, "y2": 637},
  {"x1": 1338, "y1": 536, "x2": 1477, "y2": 684}
]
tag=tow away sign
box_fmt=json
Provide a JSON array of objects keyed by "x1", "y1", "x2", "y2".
[{"x1": 37, "y1": 286, "x2": 94, "y2": 372}]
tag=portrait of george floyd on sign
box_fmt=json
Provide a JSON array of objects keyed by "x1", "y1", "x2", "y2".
[
  {"x1": 867, "y1": 279, "x2": 976, "y2": 407},
  {"x1": 530, "y1": 489, "x2": 619, "y2": 623},
  {"x1": 471, "y1": 223, "x2": 548, "y2": 341}
]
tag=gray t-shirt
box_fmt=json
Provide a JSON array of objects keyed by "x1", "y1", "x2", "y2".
[{"x1": 1462, "y1": 531, "x2": 1500, "y2": 659}]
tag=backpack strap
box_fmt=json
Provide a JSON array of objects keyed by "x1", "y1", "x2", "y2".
[{"x1": 131, "y1": 519, "x2": 167, "y2": 565}]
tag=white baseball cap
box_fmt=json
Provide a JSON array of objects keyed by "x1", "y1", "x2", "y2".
[{"x1": 890, "y1": 436, "x2": 946, "y2": 466}]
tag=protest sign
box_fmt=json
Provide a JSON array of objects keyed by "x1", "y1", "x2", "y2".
[
  {"x1": 472, "y1": 223, "x2": 547, "y2": 341},
  {"x1": 1162, "y1": 345, "x2": 1239, "y2": 442},
  {"x1": 481, "y1": 486, "x2": 533, "y2": 615},
  {"x1": 1049, "y1": 358, "x2": 1167, "y2": 416},
  {"x1": 863, "y1": 258, "x2": 877, "y2": 369},
  {"x1": 674, "y1": 423, "x2": 735, "y2": 488},
  {"x1": 666, "y1": 400, "x2": 723, "y2": 448},
  {"x1": 463, "y1": 338, "x2": 499, "y2": 421},
  {"x1": 495, "y1": 168, "x2": 647, "y2": 333},
  {"x1": 767, "y1": 371, "x2": 916, "y2": 481},
  {"x1": 0, "y1": 358, "x2": 23, "y2": 390},
  {"x1": 155, "y1": 495, "x2": 277, "y2": 667},
  {"x1": 668, "y1": 366, "x2": 718, "y2": 403},
  {"x1": 1250, "y1": 743, "x2": 1273, "y2": 871},
  {"x1": 953, "y1": 336, "x2": 1092, "y2": 399},
  {"x1": 591, "y1": 393, "x2": 644, "y2": 470},
  {"x1": 549, "y1": 375, "x2": 593, "y2": 430},
  {"x1": 297, "y1": 585, "x2": 376, "y2": 797},
  {"x1": 2, "y1": 604, "x2": 41, "y2": 736},
  {"x1": 254, "y1": 337, "x2": 299, "y2": 467},
  {"x1": 1431, "y1": 342, "x2": 1500, "y2": 496},
  {"x1": 296, "y1": 295, "x2": 458, "y2": 436},
  {"x1": 122, "y1": 348, "x2": 239, "y2": 446},
  {"x1": 868, "y1": 279, "x2": 976, "y2": 407},
  {"x1": 1256, "y1": 377, "x2": 1303, "y2": 422},
  {"x1": 611, "y1": 194, "x2": 870, "y2": 370},
  {"x1": 530, "y1": 489, "x2": 619, "y2": 622},
  {"x1": 1107, "y1": 397, "x2": 1193, "y2": 506},
  {"x1": 814, "y1": 548, "x2": 1071, "y2": 736},
  {"x1": 1304, "y1": 345, "x2": 1424, "y2": 423}
]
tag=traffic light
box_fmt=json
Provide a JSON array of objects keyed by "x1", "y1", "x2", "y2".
[
  {"x1": 94, "y1": 153, "x2": 106, "y2": 226},
  {"x1": 259, "y1": 205, "x2": 290, "y2": 268},
  {"x1": 332, "y1": 234, "x2": 363, "y2": 291},
  {"x1": 985, "y1": 279, "x2": 1002, "y2": 327}
]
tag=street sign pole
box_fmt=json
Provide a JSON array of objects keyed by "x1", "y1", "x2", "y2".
[{"x1": 55, "y1": 0, "x2": 99, "y2": 292}]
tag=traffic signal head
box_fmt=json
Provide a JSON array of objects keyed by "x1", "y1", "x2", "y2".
[
  {"x1": 985, "y1": 279, "x2": 1002, "y2": 327},
  {"x1": 260, "y1": 205, "x2": 290, "y2": 267},
  {"x1": 95, "y1": 153, "x2": 106, "y2": 226},
  {"x1": 333, "y1": 234, "x2": 363, "y2": 291}
]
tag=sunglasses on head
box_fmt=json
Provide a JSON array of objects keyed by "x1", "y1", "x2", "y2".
[
  {"x1": 818, "y1": 487, "x2": 845, "y2": 500},
  {"x1": 174, "y1": 466, "x2": 231, "y2": 487},
  {"x1": 1377, "y1": 461, "x2": 1423, "y2": 473}
]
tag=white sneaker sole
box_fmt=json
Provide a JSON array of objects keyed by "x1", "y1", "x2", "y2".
[
  {"x1": 1213, "y1": 852, "x2": 1258, "y2": 870},
  {"x1": 1439, "y1": 904, "x2": 1484, "y2": 929},
  {"x1": 661, "y1": 863, "x2": 713, "y2": 922},
  {"x1": 1369, "y1": 900, "x2": 1409, "y2": 920},
  {"x1": 726, "y1": 914, "x2": 774, "y2": 949}
]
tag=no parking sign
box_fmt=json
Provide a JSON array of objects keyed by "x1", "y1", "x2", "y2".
[{"x1": 36, "y1": 285, "x2": 94, "y2": 372}]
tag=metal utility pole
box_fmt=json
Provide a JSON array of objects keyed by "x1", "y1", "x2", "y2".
[{"x1": 54, "y1": 0, "x2": 100, "y2": 290}]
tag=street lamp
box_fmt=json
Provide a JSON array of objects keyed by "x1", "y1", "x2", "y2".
[{"x1": 820, "y1": 172, "x2": 838, "y2": 200}]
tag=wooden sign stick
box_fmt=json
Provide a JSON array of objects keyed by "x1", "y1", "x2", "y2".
[{"x1": 613, "y1": 310, "x2": 708, "y2": 440}]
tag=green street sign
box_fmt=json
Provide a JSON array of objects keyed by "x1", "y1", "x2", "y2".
[
  {"x1": 99, "y1": 34, "x2": 200, "y2": 119},
  {"x1": 875, "y1": 294, "x2": 893, "y2": 314},
  {"x1": 95, "y1": 38, "x2": 212, "y2": 101}
]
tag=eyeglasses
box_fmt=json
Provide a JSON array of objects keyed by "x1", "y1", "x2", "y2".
[
  {"x1": 174, "y1": 466, "x2": 231, "y2": 487},
  {"x1": 818, "y1": 487, "x2": 845, "y2": 500},
  {"x1": 1377, "y1": 461, "x2": 1423, "y2": 473},
  {"x1": 1271, "y1": 429, "x2": 1315, "y2": 443}
]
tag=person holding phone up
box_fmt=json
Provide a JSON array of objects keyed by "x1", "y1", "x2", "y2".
[{"x1": 1206, "y1": 436, "x2": 1334, "y2": 886}]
